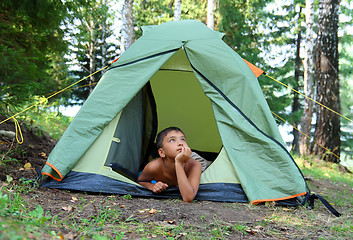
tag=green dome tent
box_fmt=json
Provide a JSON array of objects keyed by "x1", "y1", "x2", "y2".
[{"x1": 41, "y1": 20, "x2": 309, "y2": 205}]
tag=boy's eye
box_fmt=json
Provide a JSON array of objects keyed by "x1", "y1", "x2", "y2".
[
  {"x1": 181, "y1": 138, "x2": 185, "y2": 141},
  {"x1": 169, "y1": 139, "x2": 175, "y2": 142}
]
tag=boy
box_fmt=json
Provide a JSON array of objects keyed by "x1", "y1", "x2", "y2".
[{"x1": 137, "y1": 127, "x2": 202, "y2": 202}]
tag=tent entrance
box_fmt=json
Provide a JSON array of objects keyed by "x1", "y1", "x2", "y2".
[
  {"x1": 104, "y1": 83, "x2": 157, "y2": 181},
  {"x1": 105, "y1": 48, "x2": 223, "y2": 180},
  {"x1": 149, "y1": 48, "x2": 222, "y2": 155}
]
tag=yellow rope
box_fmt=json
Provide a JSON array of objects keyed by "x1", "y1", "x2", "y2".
[
  {"x1": 0, "y1": 66, "x2": 108, "y2": 144},
  {"x1": 271, "y1": 111, "x2": 341, "y2": 161},
  {"x1": 13, "y1": 117, "x2": 24, "y2": 144},
  {"x1": 44, "y1": 82, "x2": 98, "y2": 97},
  {"x1": 0, "y1": 66, "x2": 107, "y2": 126},
  {"x1": 265, "y1": 74, "x2": 353, "y2": 123},
  {"x1": 45, "y1": 66, "x2": 107, "y2": 100}
]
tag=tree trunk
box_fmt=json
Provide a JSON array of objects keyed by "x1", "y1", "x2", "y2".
[
  {"x1": 89, "y1": 15, "x2": 96, "y2": 94},
  {"x1": 174, "y1": 0, "x2": 181, "y2": 21},
  {"x1": 313, "y1": 0, "x2": 340, "y2": 163},
  {"x1": 207, "y1": 0, "x2": 214, "y2": 30},
  {"x1": 121, "y1": 0, "x2": 135, "y2": 53},
  {"x1": 299, "y1": 0, "x2": 315, "y2": 156},
  {"x1": 101, "y1": 0, "x2": 107, "y2": 72},
  {"x1": 291, "y1": 12, "x2": 302, "y2": 154}
]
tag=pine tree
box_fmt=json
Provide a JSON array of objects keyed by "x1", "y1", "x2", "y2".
[
  {"x1": 313, "y1": 0, "x2": 340, "y2": 162},
  {"x1": 299, "y1": 0, "x2": 315, "y2": 156},
  {"x1": 121, "y1": 0, "x2": 135, "y2": 52},
  {"x1": 174, "y1": 0, "x2": 182, "y2": 21},
  {"x1": 0, "y1": 1, "x2": 69, "y2": 110},
  {"x1": 207, "y1": 0, "x2": 215, "y2": 29},
  {"x1": 69, "y1": 0, "x2": 116, "y2": 101}
]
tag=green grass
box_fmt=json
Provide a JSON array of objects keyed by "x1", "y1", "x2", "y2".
[
  {"x1": 1, "y1": 106, "x2": 353, "y2": 239},
  {"x1": 0, "y1": 184, "x2": 57, "y2": 239},
  {"x1": 296, "y1": 155, "x2": 353, "y2": 188}
]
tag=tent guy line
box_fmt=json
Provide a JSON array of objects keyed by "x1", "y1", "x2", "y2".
[
  {"x1": 265, "y1": 74, "x2": 352, "y2": 123},
  {"x1": 272, "y1": 111, "x2": 341, "y2": 161}
]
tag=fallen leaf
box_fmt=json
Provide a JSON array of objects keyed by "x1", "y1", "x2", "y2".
[
  {"x1": 24, "y1": 162, "x2": 32, "y2": 169},
  {"x1": 149, "y1": 208, "x2": 158, "y2": 214},
  {"x1": 246, "y1": 229, "x2": 256, "y2": 235},
  {"x1": 71, "y1": 196, "x2": 78, "y2": 202},
  {"x1": 177, "y1": 233, "x2": 187, "y2": 237},
  {"x1": 62, "y1": 206, "x2": 75, "y2": 212},
  {"x1": 120, "y1": 205, "x2": 126, "y2": 208},
  {"x1": 251, "y1": 225, "x2": 262, "y2": 233},
  {"x1": 138, "y1": 209, "x2": 149, "y2": 213},
  {"x1": 282, "y1": 208, "x2": 291, "y2": 211},
  {"x1": 64, "y1": 232, "x2": 76, "y2": 239},
  {"x1": 39, "y1": 152, "x2": 47, "y2": 158},
  {"x1": 165, "y1": 220, "x2": 175, "y2": 224}
]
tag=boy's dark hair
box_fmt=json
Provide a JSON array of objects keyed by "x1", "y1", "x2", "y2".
[{"x1": 156, "y1": 127, "x2": 185, "y2": 149}]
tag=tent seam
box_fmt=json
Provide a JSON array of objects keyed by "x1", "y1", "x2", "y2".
[
  {"x1": 108, "y1": 48, "x2": 181, "y2": 71},
  {"x1": 183, "y1": 48, "x2": 309, "y2": 201}
]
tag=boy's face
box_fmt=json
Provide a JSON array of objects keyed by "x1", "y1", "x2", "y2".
[{"x1": 158, "y1": 130, "x2": 188, "y2": 159}]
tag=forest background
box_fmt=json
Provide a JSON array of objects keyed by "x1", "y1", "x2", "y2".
[{"x1": 1, "y1": 0, "x2": 353, "y2": 169}]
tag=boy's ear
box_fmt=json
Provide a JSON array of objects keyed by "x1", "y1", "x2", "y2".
[{"x1": 158, "y1": 148, "x2": 165, "y2": 158}]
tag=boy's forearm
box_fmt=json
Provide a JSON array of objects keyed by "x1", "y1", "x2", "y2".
[
  {"x1": 137, "y1": 181, "x2": 154, "y2": 191},
  {"x1": 175, "y1": 162, "x2": 197, "y2": 202}
]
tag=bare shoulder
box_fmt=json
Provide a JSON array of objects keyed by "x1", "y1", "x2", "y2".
[
  {"x1": 144, "y1": 158, "x2": 164, "y2": 172},
  {"x1": 185, "y1": 158, "x2": 202, "y2": 172},
  {"x1": 138, "y1": 158, "x2": 164, "y2": 182}
]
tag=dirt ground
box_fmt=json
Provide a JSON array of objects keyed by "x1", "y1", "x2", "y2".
[{"x1": 0, "y1": 115, "x2": 350, "y2": 239}]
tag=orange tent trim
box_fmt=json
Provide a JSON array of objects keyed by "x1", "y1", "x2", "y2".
[
  {"x1": 42, "y1": 162, "x2": 63, "y2": 181},
  {"x1": 250, "y1": 192, "x2": 307, "y2": 205},
  {"x1": 243, "y1": 59, "x2": 264, "y2": 78}
]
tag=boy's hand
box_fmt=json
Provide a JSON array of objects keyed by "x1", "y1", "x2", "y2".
[
  {"x1": 175, "y1": 146, "x2": 192, "y2": 164},
  {"x1": 152, "y1": 181, "x2": 168, "y2": 193}
]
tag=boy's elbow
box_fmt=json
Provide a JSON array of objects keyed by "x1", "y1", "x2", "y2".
[{"x1": 182, "y1": 194, "x2": 195, "y2": 203}]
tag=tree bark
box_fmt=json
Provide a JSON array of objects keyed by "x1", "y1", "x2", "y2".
[
  {"x1": 207, "y1": 0, "x2": 214, "y2": 30},
  {"x1": 101, "y1": 0, "x2": 107, "y2": 71},
  {"x1": 174, "y1": 0, "x2": 181, "y2": 21},
  {"x1": 299, "y1": 0, "x2": 315, "y2": 156},
  {"x1": 291, "y1": 11, "x2": 302, "y2": 154},
  {"x1": 313, "y1": 0, "x2": 340, "y2": 163},
  {"x1": 121, "y1": 0, "x2": 135, "y2": 53},
  {"x1": 88, "y1": 15, "x2": 96, "y2": 94}
]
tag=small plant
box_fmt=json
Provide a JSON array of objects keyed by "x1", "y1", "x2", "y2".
[
  {"x1": 19, "y1": 177, "x2": 39, "y2": 190},
  {"x1": 0, "y1": 156, "x2": 18, "y2": 168},
  {"x1": 0, "y1": 192, "x2": 10, "y2": 215},
  {"x1": 233, "y1": 223, "x2": 249, "y2": 234},
  {"x1": 28, "y1": 205, "x2": 51, "y2": 224},
  {"x1": 122, "y1": 194, "x2": 132, "y2": 200}
]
